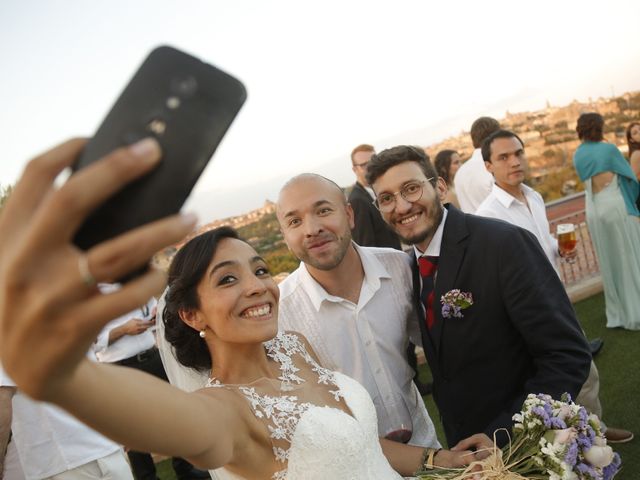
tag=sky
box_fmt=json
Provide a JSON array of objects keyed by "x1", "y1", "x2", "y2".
[{"x1": 1, "y1": 0, "x2": 639, "y2": 222}]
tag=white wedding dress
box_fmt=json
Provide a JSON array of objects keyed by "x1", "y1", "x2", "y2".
[{"x1": 156, "y1": 294, "x2": 404, "y2": 480}]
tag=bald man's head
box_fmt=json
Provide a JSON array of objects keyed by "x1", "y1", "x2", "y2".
[{"x1": 276, "y1": 173, "x2": 353, "y2": 271}]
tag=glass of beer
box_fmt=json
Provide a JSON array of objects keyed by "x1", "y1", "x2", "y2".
[{"x1": 557, "y1": 223, "x2": 577, "y2": 263}]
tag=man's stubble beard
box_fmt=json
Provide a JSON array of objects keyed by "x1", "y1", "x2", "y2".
[
  {"x1": 396, "y1": 198, "x2": 444, "y2": 247},
  {"x1": 302, "y1": 232, "x2": 353, "y2": 271}
]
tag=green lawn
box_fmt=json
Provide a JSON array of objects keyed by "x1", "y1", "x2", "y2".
[{"x1": 158, "y1": 292, "x2": 638, "y2": 479}]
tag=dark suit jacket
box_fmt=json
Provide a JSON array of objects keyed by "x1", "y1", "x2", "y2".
[
  {"x1": 348, "y1": 182, "x2": 401, "y2": 249},
  {"x1": 411, "y1": 205, "x2": 591, "y2": 447}
]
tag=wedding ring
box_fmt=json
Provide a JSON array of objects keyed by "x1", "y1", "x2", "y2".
[{"x1": 77, "y1": 254, "x2": 97, "y2": 287}]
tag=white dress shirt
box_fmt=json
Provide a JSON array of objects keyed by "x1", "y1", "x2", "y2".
[
  {"x1": 278, "y1": 244, "x2": 440, "y2": 448},
  {"x1": 476, "y1": 183, "x2": 559, "y2": 274},
  {"x1": 94, "y1": 284, "x2": 157, "y2": 363},
  {"x1": 0, "y1": 363, "x2": 122, "y2": 480},
  {"x1": 453, "y1": 148, "x2": 494, "y2": 213}
]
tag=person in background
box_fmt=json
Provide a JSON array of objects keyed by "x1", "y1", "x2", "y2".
[
  {"x1": 348, "y1": 144, "x2": 402, "y2": 249},
  {"x1": 434, "y1": 150, "x2": 461, "y2": 208},
  {"x1": 453, "y1": 117, "x2": 500, "y2": 213},
  {"x1": 476, "y1": 129, "x2": 633, "y2": 444},
  {"x1": 625, "y1": 121, "x2": 640, "y2": 180},
  {"x1": 1, "y1": 362, "x2": 133, "y2": 480},
  {"x1": 573, "y1": 113, "x2": 640, "y2": 331}
]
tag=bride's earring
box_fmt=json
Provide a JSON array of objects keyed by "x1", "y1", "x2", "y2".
[{"x1": 199, "y1": 330, "x2": 206, "y2": 338}]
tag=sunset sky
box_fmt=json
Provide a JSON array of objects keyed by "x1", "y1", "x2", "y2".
[{"x1": 1, "y1": 0, "x2": 639, "y2": 221}]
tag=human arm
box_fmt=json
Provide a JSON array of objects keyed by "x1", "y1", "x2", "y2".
[
  {"x1": 630, "y1": 151, "x2": 640, "y2": 180},
  {"x1": 0, "y1": 139, "x2": 254, "y2": 467},
  {"x1": 484, "y1": 227, "x2": 591, "y2": 436},
  {"x1": 106, "y1": 317, "x2": 155, "y2": 344},
  {"x1": 0, "y1": 386, "x2": 16, "y2": 477},
  {"x1": 380, "y1": 433, "x2": 492, "y2": 475}
]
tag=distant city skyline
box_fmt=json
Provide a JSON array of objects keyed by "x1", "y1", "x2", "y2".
[
  {"x1": 189, "y1": 90, "x2": 639, "y2": 222},
  {"x1": 1, "y1": 0, "x2": 639, "y2": 223}
]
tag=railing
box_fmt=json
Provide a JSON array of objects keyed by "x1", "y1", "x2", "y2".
[{"x1": 545, "y1": 192, "x2": 600, "y2": 287}]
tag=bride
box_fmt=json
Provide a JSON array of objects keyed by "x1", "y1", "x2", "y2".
[{"x1": 0, "y1": 138, "x2": 490, "y2": 479}]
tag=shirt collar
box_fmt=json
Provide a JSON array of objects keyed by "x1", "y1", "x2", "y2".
[
  {"x1": 297, "y1": 242, "x2": 391, "y2": 311},
  {"x1": 491, "y1": 182, "x2": 534, "y2": 208},
  {"x1": 364, "y1": 185, "x2": 376, "y2": 200},
  {"x1": 412, "y1": 207, "x2": 448, "y2": 258}
]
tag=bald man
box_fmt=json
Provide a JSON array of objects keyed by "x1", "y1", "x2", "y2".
[{"x1": 275, "y1": 173, "x2": 439, "y2": 448}]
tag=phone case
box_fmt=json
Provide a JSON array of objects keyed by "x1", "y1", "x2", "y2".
[{"x1": 72, "y1": 46, "x2": 246, "y2": 259}]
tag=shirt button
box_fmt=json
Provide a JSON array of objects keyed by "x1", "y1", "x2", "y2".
[{"x1": 365, "y1": 340, "x2": 372, "y2": 346}]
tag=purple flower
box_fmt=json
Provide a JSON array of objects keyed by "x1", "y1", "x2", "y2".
[
  {"x1": 603, "y1": 453, "x2": 622, "y2": 480},
  {"x1": 532, "y1": 406, "x2": 551, "y2": 428},
  {"x1": 577, "y1": 431, "x2": 594, "y2": 450},
  {"x1": 550, "y1": 416, "x2": 567, "y2": 429},
  {"x1": 564, "y1": 440, "x2": 579, "y2": 467},
  {"x1": 440, "y1": 289, "x2": 473, "y2": 319},
  {"x1": 576, "y1": 462, "x2": 598, "y2": 479}
]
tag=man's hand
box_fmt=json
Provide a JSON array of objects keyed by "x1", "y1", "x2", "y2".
[
  {"x1": 559, "y1": 246, "x2": 578, "y2": 261},
  {"x1": 450, "y1": 433, "x2": 494, "y2": 461},
  {"x1": 122, "y1": 318, "x2": 155, "y2": 336}
]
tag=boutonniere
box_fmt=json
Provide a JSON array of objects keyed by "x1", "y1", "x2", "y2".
[{"x1": 441, "y1": 289, "x2": 473, "y2": 319}]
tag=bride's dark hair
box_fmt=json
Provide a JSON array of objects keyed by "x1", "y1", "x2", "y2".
[{"x1": 163, "y1": 226, "x2": 240, "y2": 371}]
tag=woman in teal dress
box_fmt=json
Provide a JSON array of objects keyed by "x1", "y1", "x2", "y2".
[{"x1": 573, "y1": 112, "x2": 640, "y2": 330}]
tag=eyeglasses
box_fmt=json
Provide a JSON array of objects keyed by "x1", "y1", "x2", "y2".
[{"x1": 372, "y1": 179, "x2": 433, "y2": 212}]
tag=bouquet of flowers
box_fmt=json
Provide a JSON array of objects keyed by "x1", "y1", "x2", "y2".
[{"x1": 418, "y1": 393, "x2": 621, "y2": 480}]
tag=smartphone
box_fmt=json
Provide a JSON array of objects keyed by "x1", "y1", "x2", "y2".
[{"x1": 72, "y1": 46, "x2": 246, "y2": 278}]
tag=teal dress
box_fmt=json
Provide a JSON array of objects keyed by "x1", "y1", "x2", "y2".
[{"x1": 575, "y1": 142, "x2": 640, "y2": 330}]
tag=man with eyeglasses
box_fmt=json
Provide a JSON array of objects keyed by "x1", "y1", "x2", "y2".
[
  {"x1": 347, "y1": 144, "x2": 401, "y2": 249},
  {"x1": 366, "y1": 145, "x2": 591, "y2": 448}
]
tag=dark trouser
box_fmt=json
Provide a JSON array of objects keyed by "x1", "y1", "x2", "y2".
[{"x1": 115, "y1": 348, "x2": 199, "y2": 480}]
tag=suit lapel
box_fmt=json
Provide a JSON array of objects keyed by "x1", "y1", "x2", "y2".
[{"x1": 431, "y1": 206, "x2": 469, "y2": 356}]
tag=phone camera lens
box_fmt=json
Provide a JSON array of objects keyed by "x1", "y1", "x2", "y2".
[{"x1": 171, "y1": 76, "x2": 198, "y2": 97}]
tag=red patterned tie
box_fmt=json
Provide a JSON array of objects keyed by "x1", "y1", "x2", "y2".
[{"x1": 418, "y1": 256, "x2": 438, "y2": 330}]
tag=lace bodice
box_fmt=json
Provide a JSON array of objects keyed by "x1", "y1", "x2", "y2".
[{"x1": 207, "y1": 332, "x2": 402, "y2": 480}]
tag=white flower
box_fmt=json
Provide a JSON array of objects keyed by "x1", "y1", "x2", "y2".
[
  {"x1": 552, "y1": 428, "x2": 577, "y2": 446},
  {"x1": 584, "y1": 445, "x2": 615, "y2": 468},
  {"x1": 561, "y1": 469, "x2": 578, "y2": 480},
  {"x1": 556, "y1": 405, "x2": 573, "y2": 421},
  {"x1": 588, "y1": 413, "x2": 602, "y2": 430}
]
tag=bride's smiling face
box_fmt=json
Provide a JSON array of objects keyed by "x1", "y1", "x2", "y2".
[{"x1": 195, "y1": 238, "x2": 279, "y2": 344}]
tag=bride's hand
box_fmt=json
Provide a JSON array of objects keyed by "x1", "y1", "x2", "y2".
[{"x1": 0, "y1": 138, "x2": 197, "y2": 400}]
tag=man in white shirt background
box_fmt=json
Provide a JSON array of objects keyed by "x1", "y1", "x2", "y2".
[
  {"x1": 453, "y1": 116, "x2": 500, "y2": 213},
  {"x1": 474, "y1": 129, "x2": 633, "y2": 444},
  {"x1": 1, "y1": 362, "x2": 133, "y2": 480},
  {"x1": 275, "y1": 173, "x2": 440, "y2": 448},
  {"x1": 95, "y1": 285, "x2": 209, "y2": 480}
]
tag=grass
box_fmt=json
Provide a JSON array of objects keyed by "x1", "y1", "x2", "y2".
[{"x1": 158, "y1": 292, "x2": 638, "y2": 479}]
